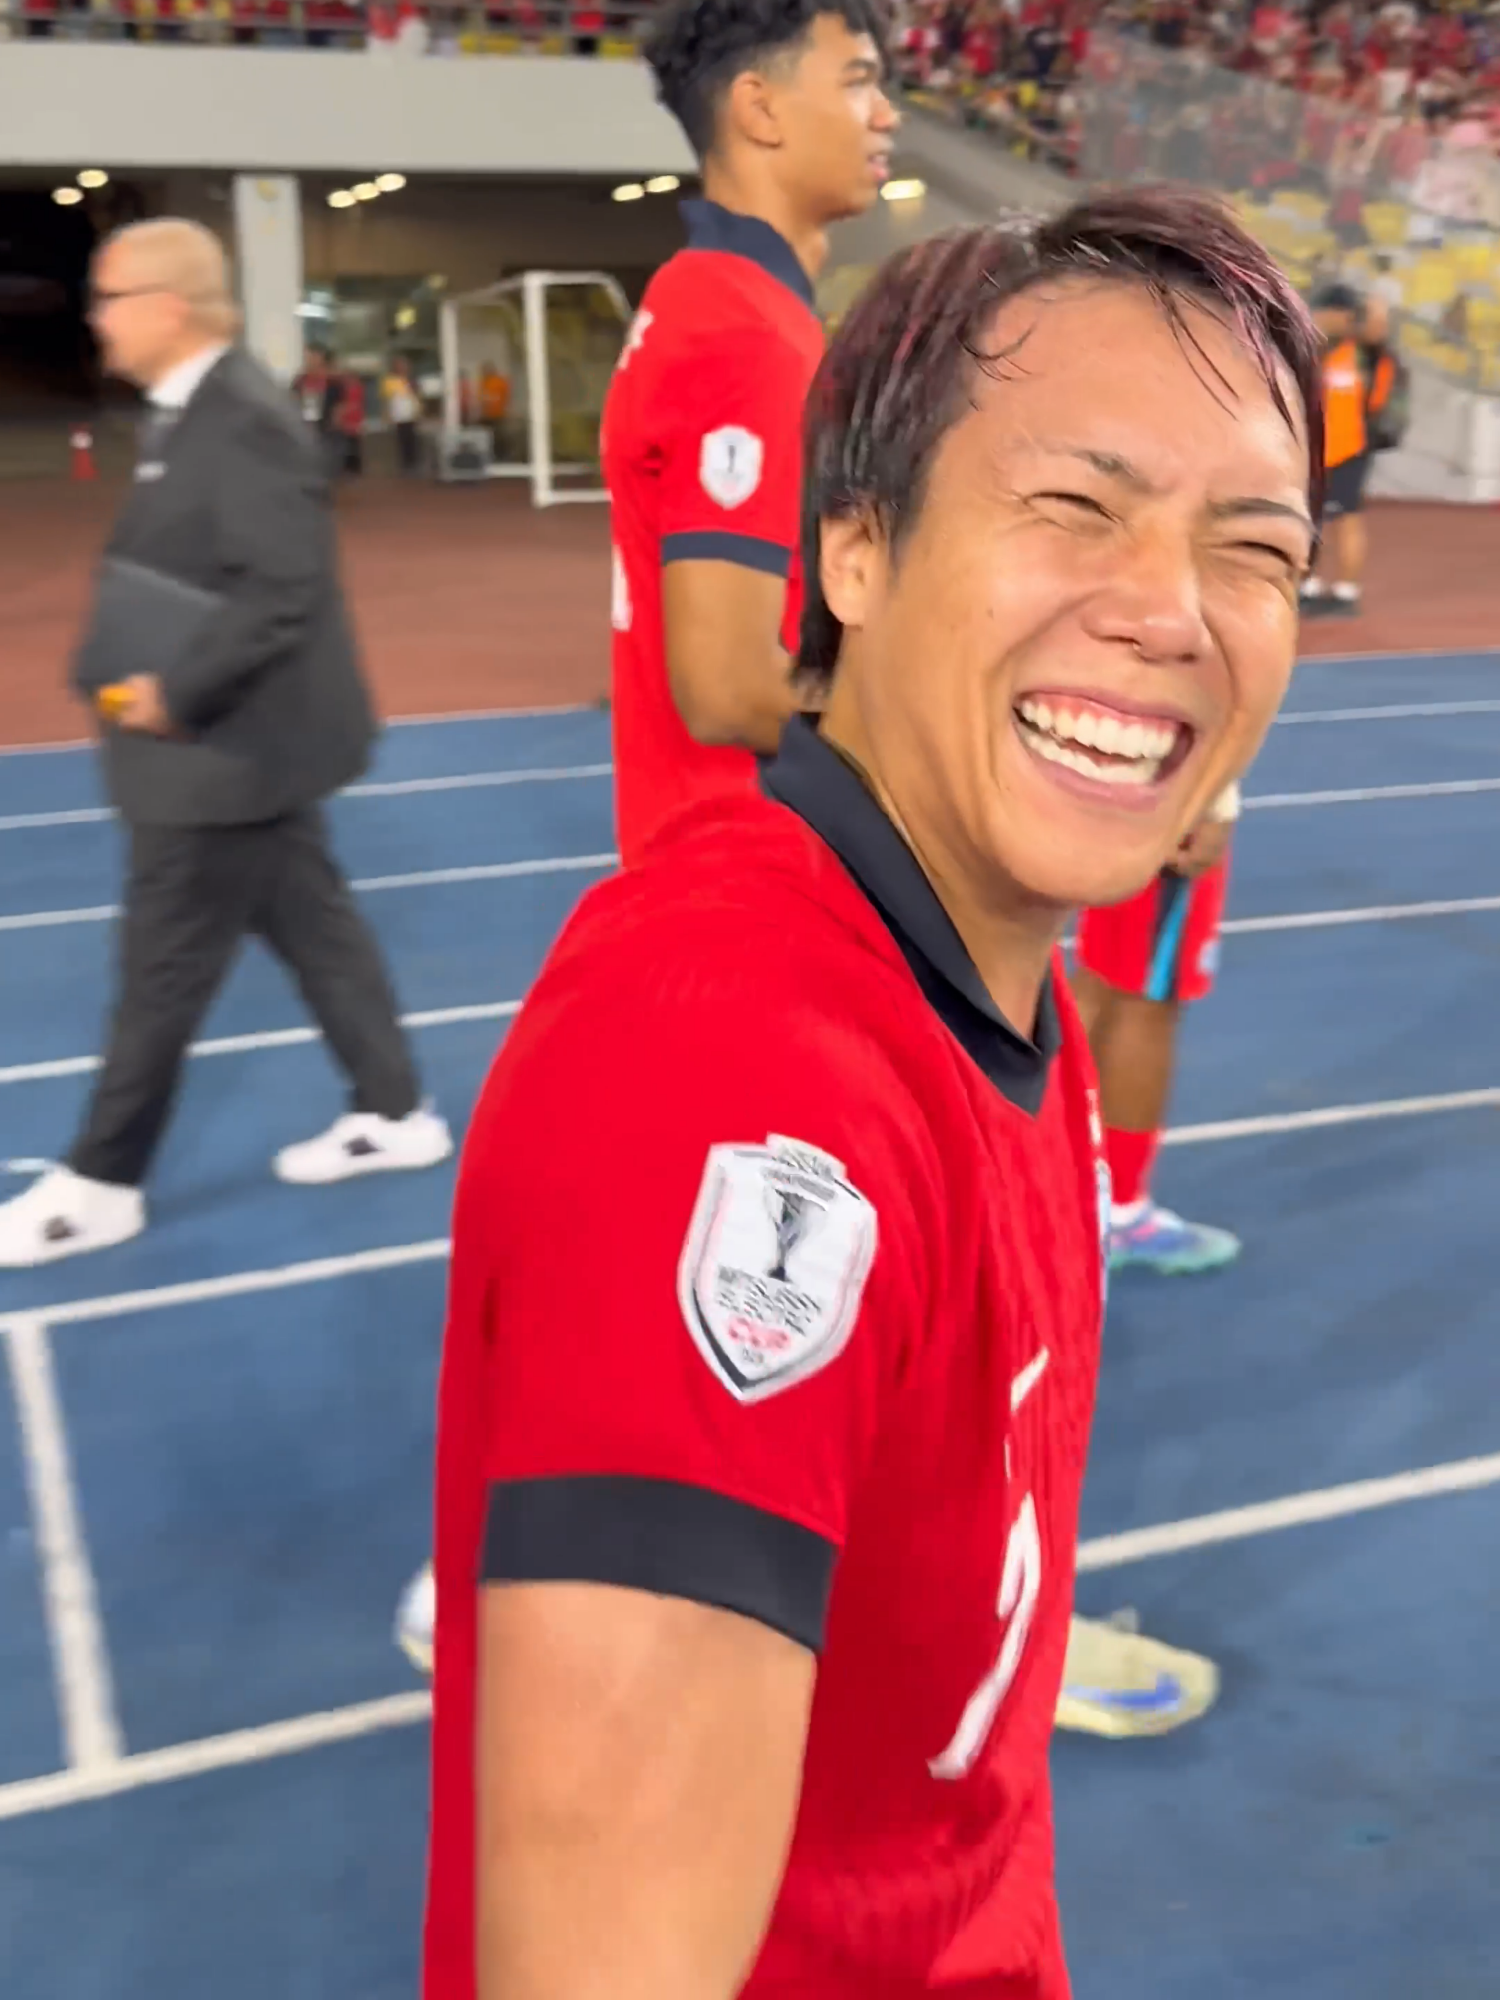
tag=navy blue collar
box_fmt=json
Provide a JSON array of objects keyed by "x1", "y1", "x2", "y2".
[
  {"x1": 681, "y1": 198, "x2": 817, "y2": 312},
  {"x1": 763, "y1": 717, "x2": 1060, "y2": 1114}
]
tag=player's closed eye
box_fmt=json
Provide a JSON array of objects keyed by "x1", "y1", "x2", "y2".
[
  {"x1": 1033, "y1": 491, "x2": 1114, "y2": 521},
  {"x1": 1230, "y1": 540, "x2": 1303, "y2": 575}
]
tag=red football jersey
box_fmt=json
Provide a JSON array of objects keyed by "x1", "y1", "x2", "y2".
[
  {"x1": 424, "y1": 731, "x2": 1106, "y2": 1999},
  {"x1": 601, "y1": 200, "x2": 825, "y2": 869},
  {"x1": 1074, "y1": 857, "x2": 1230, "y2": 1006}
]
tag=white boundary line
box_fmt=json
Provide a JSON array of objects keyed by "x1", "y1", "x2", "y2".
[
  {"x1": 0, "y1": 1442, "x2": 1495, "y2": 1825},
  {"x1": 1245, "y1": 776, "x2": 1500, "y2": 810},
  {"x1": 388, "y1": 702, "x2": 592, "y2": 726},
  {"x1": 0, "y1": 998, "x2": 520, "y2": 1088},
  {"x1": 1221, "y1": 892, "x2": 1500, "y2": 936},
  {"x1": 7, "y1": 709, "x2": 1500, "y2": 830},
  {"x1": 1163, "y1": 1083, "x2": 1500, "y2": 1146},
  {"x1": 3, "y1": 1238, "x2": 452, "y2": 1331},
  {"x1": 12, "y1": 1055, "x2": 1500, "y2": 1322},
  {"x1": 6, "y1": 889, "x2": 1500, "y2": 1090},
  {"x1": 1075, "y1": 1449, "x2": 1500, "y2": 1572},
  {"x1": 0, "y1": 1690, "x2": 431, "y2": 1825},
  {"x1": 0, "y1": 652, "x2": 1490, "y2": 758},
  {"x1": 0, "y1": 852, "x2": 617, "y2": 936},
  {"x1": 0, "y1": 763, "x2": 615, "y2": 834},
  {"x1": 3, "y1": 1316, "x2": 124, "y2": 1770},
  {"x1": 0, "y1": 702, "x2": 599, "y2": 760},
  {"x1": 1274, "y1": 699, "x2": 1500, "y2": 725},
  {"x1": 1296, "y1": 644, "x2": 1500, "y2": 666}
]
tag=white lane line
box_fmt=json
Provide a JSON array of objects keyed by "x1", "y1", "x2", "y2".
[
  {"x1": 11, "y1": 888, "x2": 1500, "y2": 1091},
  {"x1": 12, "y1": 1069, "x2": 1500, "y2": 1328},
  {"x1": 1163, "y1": 1083, "x2": 1500, "y2": 1147},
  {"x1": 1295, "y1": 644, "x2": 1500, "y2": 666},
  {"x1": 0, "y1": 1238, "x2": 452, "y2": 1333},
  {"x1": 0, "y1": 808, "x2": 113, "y2": 832},
  {"x1": 1275, "y1": 699, "x2": 1500, "y2": 724},
  {"x1": 0, "y1": 1690, "x2": 431, "y2": 1825},
  {"x1": 389, "y1": 702, "x2": 593, "y2": 725},
  {"x1": 0, "y1": 905, "x2": 119, "y2": 934},
  {"x1": 0, "y1": 702, "x2": 601, "y2": 760},
  {"x1": 1246, "y1": 776, "x2": 1500, "y2": 809},
  {"x1": 1222, "y1": 893, "x2": 1500, "y2": 935},
  {"x1": 8, "y1": 721, "x2": 1499, "y2": 829},
  {"x1": 0, "y1": 892, "x2": 1486, "y2": 1068},
  {"x1": 0, "y1": 852, "x2": 617, "y2": 935},
  {"x1": 350, "y1": 763, "x2": 611, "y2": 799},
  {"x1": 0, "y1": 999, "x2": 521, "y2": 1088},
  {"x1": 3, "y1": 1316, "x2": 125, "y2": 1771},
  {"x1": 0, "y1": 762, "x2": 615, "y2": 833},
  {"x1": 1, "y1": 1445, "x2": 1496, "y2": 1825},
  {"x1": 1076, "y1": 1449, "x2": 1500, "y2": 1573}
]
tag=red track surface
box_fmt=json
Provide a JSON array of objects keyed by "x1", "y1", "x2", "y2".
[{"x1": 0, "y1": 478, "x2": 1494, "y2": 748}]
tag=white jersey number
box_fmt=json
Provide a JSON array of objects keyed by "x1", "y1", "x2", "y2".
[{"x1": 928, "y1": 1493, "x2": 1043, "y2": 1781}]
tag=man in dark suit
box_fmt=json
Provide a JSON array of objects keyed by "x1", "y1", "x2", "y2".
[{"x1": 0, "y1": 219, "x2": 451, "y2": 1269}]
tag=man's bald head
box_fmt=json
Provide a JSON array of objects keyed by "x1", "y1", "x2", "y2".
[{"x1": 90, "y1": 216, "x2": 240, "y2": 390}]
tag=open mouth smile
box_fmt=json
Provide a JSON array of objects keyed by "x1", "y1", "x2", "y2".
[{"x1": 1013, "y1": 694, "x2": 1196, "y2": 798}]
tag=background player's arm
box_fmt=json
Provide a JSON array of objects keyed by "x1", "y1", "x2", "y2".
[
  {"x1": 659, "y1": 328, "x2": 813, "y2": 753},
  {"x1": 661, "y1": 559, "x2": 801, "y2": 753},
  {"x1": 476, "y1": 1582, "x2": 814, "y2": 2000}
]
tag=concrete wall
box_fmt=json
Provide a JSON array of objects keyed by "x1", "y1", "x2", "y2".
[{"x1": 0, "y1": 44, "x2": 693, "y2": 177}]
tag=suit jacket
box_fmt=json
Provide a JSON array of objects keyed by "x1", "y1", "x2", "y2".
[{"x1": 73, "y1": 348, "x2": 377, "y2": 828}]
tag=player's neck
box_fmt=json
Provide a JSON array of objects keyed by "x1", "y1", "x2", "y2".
[
  {"x1": 698, "y1": 163, "x2": 830, "y2": 282},
  {"x1": 819, "y1": 711, "x2": 1061, "y2": 1041}
]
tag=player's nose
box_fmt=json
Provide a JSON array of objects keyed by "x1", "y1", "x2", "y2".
[{"x1": 872, "y1": 85, "x2": 901, "y2": 132}]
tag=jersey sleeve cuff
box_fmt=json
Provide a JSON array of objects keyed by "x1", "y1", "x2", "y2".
[
  {"x1": 660, "y1": 531, "x2": 791, "y2": 578},
  {"x1": 483, "y1": 1473, "x2": 836, "y2": 1653}
]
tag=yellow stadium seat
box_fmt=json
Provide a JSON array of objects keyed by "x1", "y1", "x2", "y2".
[
  {"x1": 1452, "y1": 240, "x2": 1497, "y2": 285},
  {"x1": 1362, "y1": 203, "x2": 1408, "y2": 249}
]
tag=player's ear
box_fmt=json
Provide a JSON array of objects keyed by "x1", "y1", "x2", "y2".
[
  {"x1": 818, "y1": 512, "x2": 882, "y2": 636},
  {"x1": 725, "y1": 66, "x2": 788, "y2": 152}
]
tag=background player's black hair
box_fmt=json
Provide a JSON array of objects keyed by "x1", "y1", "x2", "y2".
[
  {"x1": 795, "y1": 186, "x2": 1327, "y2": 694},
  {"x1": 642, "y1": 0, "x2": 889, "y2": 159}
]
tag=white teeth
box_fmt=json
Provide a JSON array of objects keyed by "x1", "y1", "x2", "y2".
[
  {"x1": 1015, "y1": 699, "x2": 1180, "y2": 765},
  {"x1": 1024, "y1": 730, "x2": 1162, "y2": 786}
]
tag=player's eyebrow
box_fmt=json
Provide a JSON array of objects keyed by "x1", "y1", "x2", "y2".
[
  {"x1": 1034, "y1": 443, "x2": 1314, "y2": 536},
  {"x1": 843, "y1": 55, "x2": 885, "y2": 81},
  {"x1": 1207, "y1": 495, "x2": 1316, "y2": 536}
]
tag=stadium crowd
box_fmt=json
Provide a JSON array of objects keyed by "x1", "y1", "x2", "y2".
[{"x1": 894, "y1": 0, "x2": 1500, "y2": 182}]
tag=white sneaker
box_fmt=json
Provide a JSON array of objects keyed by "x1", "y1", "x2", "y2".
[
  {"x1": 272, "y1": 1105, "x2": 453, "y2": 1186},
  {"x1": 395, "y1": 1560, "x2": 434, "y2": 1678},
  {"x1": 0, "y1": 1166, "x2": 145, "y2": 1269}
]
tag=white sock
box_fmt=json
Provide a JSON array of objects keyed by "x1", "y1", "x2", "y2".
[
  {"x1": 1110, "y1": 1198, "x2": 1150, "y2": 1229},
  {"x1": 1332, "y1": 581, "x2": 1360, "y2": 602},
  {"x1": 1301, "y1": 576, "x2": 1327, "y2": 597}
]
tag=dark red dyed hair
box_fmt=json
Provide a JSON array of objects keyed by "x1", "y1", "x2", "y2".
[{"x1": 797, "y1": 186, "x2": 1325, "y2": 690}]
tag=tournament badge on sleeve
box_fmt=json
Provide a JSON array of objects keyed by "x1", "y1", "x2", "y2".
[
  {"x1": 1054, "y1": 1613, "x2": 1221, "y2": 1738},
  {"x1": 677, "y1": 1135, "x2": 877, "y2": 1403}
]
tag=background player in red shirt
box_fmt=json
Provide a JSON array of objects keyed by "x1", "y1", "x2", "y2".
[
  {"x1": 396, "y1": 0, "x2": 897, "y2": 1679},
  {"x1": 603, "y1": 0, "x2": 899, "y2": 867},
  {"x1": 1072, "y1": 786, "x2": 1243, "y2": 1275},
  {"x1": 425, "y1": 191, "x2": 1323, "y2": 1999}
]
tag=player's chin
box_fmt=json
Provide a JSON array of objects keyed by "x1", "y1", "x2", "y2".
[{"x1": 993, "y1": 717, "x2": 1206, "y2": 902}]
